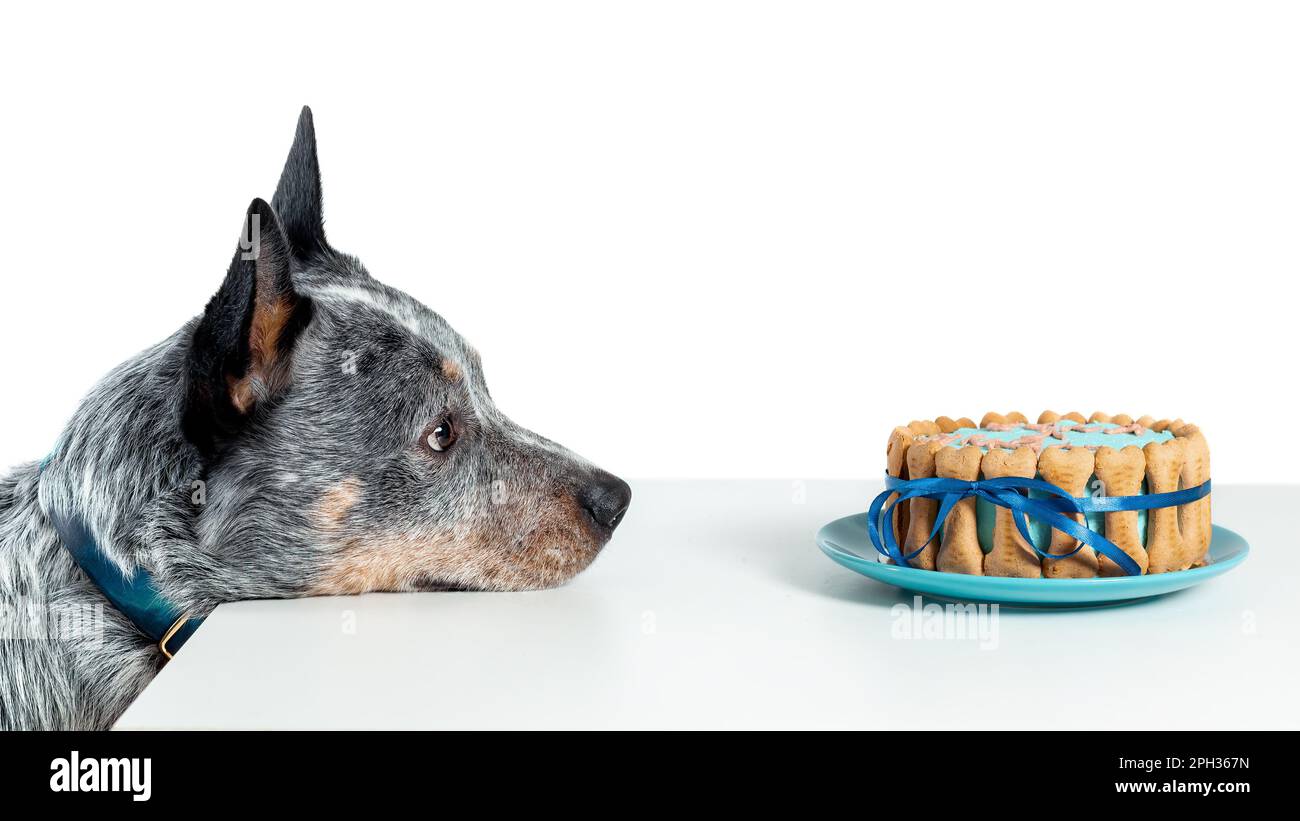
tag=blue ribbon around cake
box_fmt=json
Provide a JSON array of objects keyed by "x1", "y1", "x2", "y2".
[{"x1": 867, "y1": 475, "x2": 1212, "y2": 576}]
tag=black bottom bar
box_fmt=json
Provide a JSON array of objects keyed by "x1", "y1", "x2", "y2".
[{"x1": 0, "y1": 730, "x2": 1280, "y2": 808}]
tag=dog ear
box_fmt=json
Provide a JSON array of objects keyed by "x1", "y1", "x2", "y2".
[
  {"x1": 272, "y1": 105, "x2": 332, "y2": 260},
  {"x1": 182, "y1": 199, "x2": 312, "y2": 455}
]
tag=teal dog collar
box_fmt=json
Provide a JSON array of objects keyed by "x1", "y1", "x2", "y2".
[{"x1": 42, "y1": 460, "x2": 202, "y2": 658}]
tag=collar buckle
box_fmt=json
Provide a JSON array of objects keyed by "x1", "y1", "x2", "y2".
[{"x1": 158, "y1": 612, "x2": 193, "y2": 660}]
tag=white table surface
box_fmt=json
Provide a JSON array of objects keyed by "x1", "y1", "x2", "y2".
[{"x1": 116, "y1": 480, "x2": 1297, "y2": 730}]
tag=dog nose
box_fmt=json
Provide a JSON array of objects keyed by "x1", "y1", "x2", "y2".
[{"x1": 578, "y1": 471, "x2": 632, "y2": 531}]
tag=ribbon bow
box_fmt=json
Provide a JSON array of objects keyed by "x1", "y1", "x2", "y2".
[{"x1": 867, "y1": 475, "x2": 1211, "y2": 576}]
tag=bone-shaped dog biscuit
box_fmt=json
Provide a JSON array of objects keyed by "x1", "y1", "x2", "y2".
[
  {"x1": 885, "y1": 426, "x2": 915, "y2": 552},
  {"x1": 1037, "y1": 446, "x2": 1098, "y2": 578},
  {"x1": 1175, "y1": 425, "x2": 1211, "y2": 566},
  {"x1": 909, "y1": 419, "x2": 941, "y2": 436},
  {"x1": 903, "y1": 441, "x2": 945, "y2": 569},
  {"x1": 981, "y1": 447, "x2": 1042, "y2": 578},
  {"x1": 979, "y1": 411, "x2": 1028, "y2": 427},
  {"x1": 935, "y1": 446, "x2": 984, "y2": 575},
  {"x1": 1151, "y1": 418, "x2": 1184, "y2": 433},
  {"x1": 1093, "y1": 445, "x2": 1149, "y2": 575},
  {"x1": 935, "y1": 416, "x2": 963, "y2": 433},
  {"x1": 1144, "y1": 439, "x2": 1192, "y2": 573}
]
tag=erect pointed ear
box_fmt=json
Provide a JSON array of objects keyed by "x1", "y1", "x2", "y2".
[
  {"x1": 183, "y1": 199, "x2": 313, "y2": 454},
  {"x1": 271, "y1": 106, "x2": 332, "y2": 260}
]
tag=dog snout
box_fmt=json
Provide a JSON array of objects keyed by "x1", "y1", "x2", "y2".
[{"x1": 578, "y1": 471, "x2": 632, "y2": 532}]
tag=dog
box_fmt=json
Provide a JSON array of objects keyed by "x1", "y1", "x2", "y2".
[{"x1": 0, "y1": 108, "x2": 631, "y2": 730}]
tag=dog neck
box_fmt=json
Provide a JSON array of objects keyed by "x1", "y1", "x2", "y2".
[
  {"x1": 34, "y1": 325, "x2": 231, "y2": 623},
  {"x1": 42, "y1": 456, "x2": 203, "y2": 657}
]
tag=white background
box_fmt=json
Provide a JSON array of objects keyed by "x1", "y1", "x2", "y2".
[{"x1": 1, "y1": 2, "x2": 1295, "y2": 481}]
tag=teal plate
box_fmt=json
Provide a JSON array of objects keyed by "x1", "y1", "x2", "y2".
[{"x1": 816, "y1": 514, "x2": 1249, "y2": 606}]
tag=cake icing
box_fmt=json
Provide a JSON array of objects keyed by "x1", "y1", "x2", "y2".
[{"x1": 944, "y1": 422, "x2": 1173, "y2": 452}]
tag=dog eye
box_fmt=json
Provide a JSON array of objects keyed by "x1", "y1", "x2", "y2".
[{"x1": 425, "y1": 418, "x2": 457, "y2": 453}]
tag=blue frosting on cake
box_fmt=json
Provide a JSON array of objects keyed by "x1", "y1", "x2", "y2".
[{"x1": 946, "y1": 422, "x2": 1174, "y2": 451}]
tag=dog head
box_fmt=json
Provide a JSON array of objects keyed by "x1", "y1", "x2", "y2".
[{"x1": 180, "y1": 108, "x2": 630, "y2": 594}]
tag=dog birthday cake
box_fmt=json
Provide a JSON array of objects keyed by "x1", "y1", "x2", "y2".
[{"x1": 873, "y1": 411, "x2": 1211, "y2": 578}]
